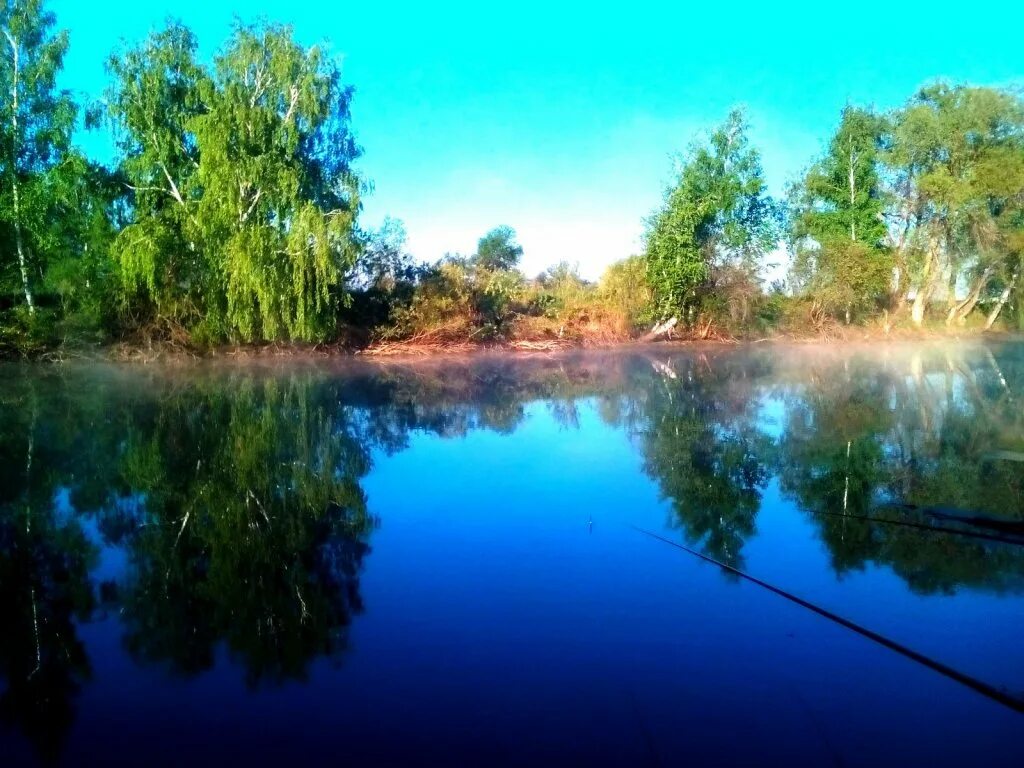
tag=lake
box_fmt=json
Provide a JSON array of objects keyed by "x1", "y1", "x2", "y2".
[{"x1": 1, "y1": 341, "x2": 1022, "y2": 766}]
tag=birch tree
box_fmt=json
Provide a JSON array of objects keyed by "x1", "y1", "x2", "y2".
[
  {"x1": 788, "y1": 107, "x2": 891, "y2": 322},
  {"x1": 192, "y1": 22, "x2": 361, "y2": 342},
  {"x1": 108, "y1": 21, "x2": 362, "y2": 343},
  {"x1": 106, "y1": 22, "x2": 212, "y2": 337},
  {"x1": 0, "y1": 0, "x2": 76, "y2": 318},
  {"x1": 644, "y1": 109, "x2": 779, "y2": 324}
]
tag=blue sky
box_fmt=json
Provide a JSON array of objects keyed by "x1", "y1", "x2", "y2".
[{"x1": 53, "y1": 0, "x2": 1023, "y2": 278}]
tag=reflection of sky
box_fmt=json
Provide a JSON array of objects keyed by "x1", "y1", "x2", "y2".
[
  {"x1": 56, "y1": 486, "x2": 132, "y2": 585},
  {"x1": 347, "y1": 397, "x2": 1023, "y2": 764},
  {"x1": 755, "y1": 395, "x2": 786, "y2": 441}
]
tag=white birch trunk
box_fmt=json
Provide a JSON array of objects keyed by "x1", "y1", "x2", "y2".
[
  {"x1": 3, "y1": 28, "x2": 33, "y2": 314},
  {"x1": 984, "y1": 271, "x2": 1018, "y2": 330}
]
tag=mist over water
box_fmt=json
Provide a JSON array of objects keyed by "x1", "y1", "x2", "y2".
[{"x1": 1, "y1": 341, "x2": 1022, "y2": 766}]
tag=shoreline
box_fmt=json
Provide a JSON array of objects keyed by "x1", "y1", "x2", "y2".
[{"x1": 9, "y1": 326, "x2": 1018, "y2": 365}]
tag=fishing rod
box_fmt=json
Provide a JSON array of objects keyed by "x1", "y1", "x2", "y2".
[
  {"x1": 631, "y1": 525, "x2": 1024, "y2": 715},
  {"x1": 888, "y1": 502, "x2": 1024, "y2": 536},
  {"x1": 820, "y1": 510, "x2": 1024, "y2": 547}
]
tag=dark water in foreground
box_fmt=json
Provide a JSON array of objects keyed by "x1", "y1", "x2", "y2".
[{"x1": 1, "y1": 341, "x2": 1023, "y2": 766}]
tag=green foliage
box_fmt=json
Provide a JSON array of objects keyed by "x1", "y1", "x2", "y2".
[
  {"x1": 473, "y1": 225, "x2": 523, "y2": 272},
  {"x1": 526, "y1": 261, "x2": 592, "y2": 319},
  {"x1": 597, "y1": 255, "x2": 653, "y2": 329},
  {"x1": 383, "y1": 226, "x2": 528, "y2": 341},
  {"x1": 385, "y1": 257, "x2": 476, "y2": 340},
  {"x1": 476, "y1": 265, "x2": 525, "y2": 334},
  {"x1": 794, "y1": 107, "x2": 889, "y2": 247},
  {"x1": 789, "y1": 106, "x2": 893, "y2": 320},
  {"x1": 106, "y1": 22, "x2": 212, "y2": 336},
  {"x1": 386, "y1": 250, "x2": 527, "y2": 341},
  {"x1": 108, "y1": 20, "x2": 361, "y2": 344},
  {"x1": 4, "y1": 1, "x2": 1024, "y2": 353},
  {"x1": 344, "y1": 217, "x2": 419, "y2": 331},
  {"x1": 0, "y1": 0, "x2": 116, "y2": 353},
  {"x1": 887, "y1": 84, "x2": 1024, "y2": 325},
  {"x1": 353, "y1": 216, "x2": 418, "y2": 291},
  {"x1": 644, "y1": 109, "x2": 780, "y2": 323}
]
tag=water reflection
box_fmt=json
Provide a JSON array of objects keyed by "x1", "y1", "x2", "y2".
[
  {"x1": 106, "y1": 379, "x2": 372, "y2": 684},
  {"x1": 636, "y1": 353, "x2": 774, "y2": 569},
  {"x1": 1, "y1": 342, "x2": 1023, "y2": 761},
  {"x1": 774, "y1": 349, "x2": 1024, "y2": 594}
]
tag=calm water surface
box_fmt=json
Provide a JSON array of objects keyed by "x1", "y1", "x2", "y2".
[{"x1": 1, "y1": 341, "x2": 1023, "y2": 766}]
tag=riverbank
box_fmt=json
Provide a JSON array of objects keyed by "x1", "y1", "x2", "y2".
[{"x1": 32, "y1": 323, "x2": 999, "y2": 365}]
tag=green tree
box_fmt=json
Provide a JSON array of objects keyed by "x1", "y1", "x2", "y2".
[
  {"x1": 1, "y1": 0, "x2": 74, "y2": 316},
  {"x1": 789, "y1": 107, "x2": 892, "y2": 322},
  {"x1": 472, "y1": 225, "x2": 522, "y2": 272},
  {"x1": 885, "y1": 84, "x2": 1024, "y2": 326},
  {"x1": 106, "y1": 22, "x2": 211, "y2": 338},
  {"x1": 108, "y1": 21, "x2": 362, "y2": 344},
  {"x1": 0, "y1": 0, "x2": 112, "y2": 352},
  {"x1": 193, "y1": 21, "x2": 361, "y2": 342},
  {"x1": 644, "y1": 109, "x2": 779, "y2": 325}
]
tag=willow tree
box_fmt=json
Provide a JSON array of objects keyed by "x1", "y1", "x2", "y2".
[
  {"x1": 644, "y1": 109, "x2": 779, "y2": 325},
  {"x1": 109, "y1": 21, "x2": 361, "y2": 343},
  {"x1": 886, "y1": 84, "x2": 1024, "y2": 327}
]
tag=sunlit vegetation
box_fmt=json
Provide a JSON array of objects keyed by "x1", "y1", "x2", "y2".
[{"x1": 2, "y1": 1, "x2": 1023, "y2": 356}]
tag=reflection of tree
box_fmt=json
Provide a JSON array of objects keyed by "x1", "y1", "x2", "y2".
[
  {"x1": 110, "y1": 378, "x2": 372, "y2": 684},
  {"x1": 778, "y1": 365, "x2": 892, "y2": 573},
  {"x1": 635, "y1": 354, "x2": 773, "y2": 568},
  {"x1": 0, "y1": 386, "x2": 97, "y2": 764},
  {"x1": 777, "y1": 347, "x2": 1024, "y2": 594},
  {"x1": 4, "y1": 344, "x2": 1024, "y2": 761}
]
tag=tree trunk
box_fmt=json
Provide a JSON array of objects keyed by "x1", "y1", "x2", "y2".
[
  {"x1": 641, "y1": 317, "x2": 677, "y2": 343},
  {"x1": 910, "y1": 278, "x2": 931, "y2": 327},
  {"x1": 891, "y1": 249, "x2": 911, "y2": 313},
  {"x1": 946, "y1": 267, "x2": 994, "y2": 326},
  {"x1": 848, "y1": 145, "x2": 857, "y2": 242},
  {"x1": 944, "y1": 264, "x2": 957, "y2": 315},
  {"x1": 3, "y1": 29, "x2": 33, "y2": 314},
  {"x1": 910, "y1": 240, "x2": 940, "y2": 327},
  {"x1": 984, "y1": 271, "x2": 1018, "y2": 331}
]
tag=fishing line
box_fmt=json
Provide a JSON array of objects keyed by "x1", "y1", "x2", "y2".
[
  {"x1": 888, "y1": 502, "x2": 1024, "y2": 536},
  {"x1": 820, "y1": 510, "x2": 1024, "y2": 547},
  {"x1": 631, "y1": 525, "x2": 1024, "y2": 715}
]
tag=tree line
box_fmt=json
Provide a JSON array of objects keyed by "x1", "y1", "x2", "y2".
[
  {"x1": 647, "y1": 92, "x2": 1024, "y2": 335},
  {"x1": 2, "y1": 0, "x2": 1023, "y2": 355}
]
